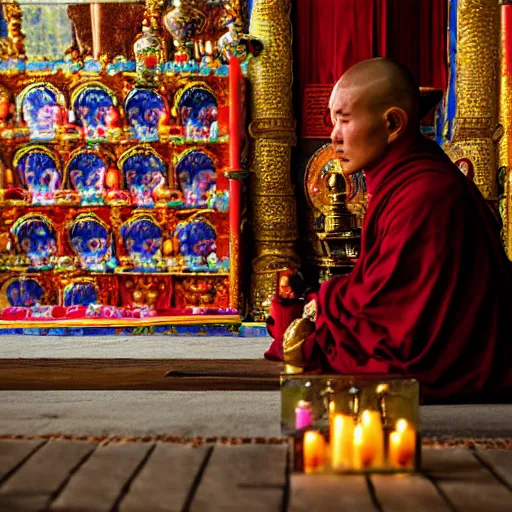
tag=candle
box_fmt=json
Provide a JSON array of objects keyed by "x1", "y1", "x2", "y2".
[
  {"x1": 90, "y1": 3, "x2": 102, "y2": 60},
  {"x1": 388, "y1": 419, "x2": 416, "y2": 469},
  {"x1": 303, "y1": 431, "x2": 326, "y2": 474},
  {"x1": 331, "y1": 414, "x2": 355, "y2": 471},
  {"x1": 229, "y1": 56, "x2": 241, "y2": 170},
  {"x1": 295, "y1": 400, "x2": 312, "y2": 430},
  {"x1": 353, "y1": 410, "x2": 384, "y2": 469},
  {"x1": 227, "y1": 56, "x2": 242, "y2": 310}
]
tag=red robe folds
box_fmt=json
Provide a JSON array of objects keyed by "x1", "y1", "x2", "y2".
[{"x1": 281, "y1": 136, "x2": 512, "y2": 402}]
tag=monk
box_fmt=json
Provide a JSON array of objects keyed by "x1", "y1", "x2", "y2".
[{"x1": 265, "y1": 58, "x2": 512, "y2": 403}]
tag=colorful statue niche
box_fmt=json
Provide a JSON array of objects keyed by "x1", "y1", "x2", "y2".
[
  {"x1": 69, "y1": 213, "x2": 116, "y2": 272},
  {"x1": 118, "y1": 147, "x2": 167, "y2": 207},
  {"x1": 13, "y1": 146, "x2": 62, "y2": 205},
  {"x1": 174, "y1": 216, "x2": 220, "y2": 271},
  {"x1": 71, "y1": 83, "x2": 116, "y2": 140},
  {"x1": 175, "y1": 149, "x2": 216, "y2": 207},
  {"x1": 5, "y1": 278, "x2": 45, "y2": 307},
  {"x1": 125, "y1": 88, "x2": 167, "y2": 142},
  {"x1": 63, "y1": 281, "x2": 99, "y2": 307},
  {"x1": 17, "y1": 83, "x2": 65, "y2": 141},
  {"x1": 66, "y1": 148, "x2": 107, "y2": 205},
  {"x1": 11, "y1": 214, "x2": 57, "y2": 269},
  {"x1": 121, "y1": 214, "x2": 164, "y2": 270},
  {"x1": 177, "y1": 84, "x2": 218, "y2": 142}
]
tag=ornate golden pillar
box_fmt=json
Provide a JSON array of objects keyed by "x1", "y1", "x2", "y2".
[
  {"x1": 500, "y1": 1, "x2": 512, "y2": 257},
  {"x1": 444, "y1": 0, "x2": 500, "y2": 200},
  {"x1": 247, "y1": 0, "x2": 299, "y2": 320}
]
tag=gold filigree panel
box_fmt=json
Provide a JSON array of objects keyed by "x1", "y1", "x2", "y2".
[
  {"x1": 250, "y1": 140, "x2": 294, "y2": 194},
  {"x1": 454, "y1": 0, "x2": 499, "y2": 134}
]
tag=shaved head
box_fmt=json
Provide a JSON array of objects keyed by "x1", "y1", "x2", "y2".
[
  {"x1": 329, "y1": 58, "x2": 420, "y2": 174},
  {"x1": 330, "y1": 58, "x2": 420, "y2": 124}
]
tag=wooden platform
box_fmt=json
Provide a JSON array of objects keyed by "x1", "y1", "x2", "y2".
[
  {"x1": 0, "y1": 440, "x2": 511, "y2": 511},
  {"x1": 0, "y1": 358, "x2": 282, "y2": 391}
]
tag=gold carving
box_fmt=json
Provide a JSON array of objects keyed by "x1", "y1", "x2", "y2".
[
  {"x1": 499, "y1": 6, "x2": 512, "y2": 257},
  {"x1": 0, "y1": 2, "x2": 26, "y2": 60},
  {"x1": 447, "y1": 0, "x2": 500, "y2": 199},
  {"x1": 248, "y1": 0, "x2": 298, "y2": 319}
]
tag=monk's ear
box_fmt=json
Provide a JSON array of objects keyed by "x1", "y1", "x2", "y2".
[{"x1": 384, "y1": 107, "x2": 408, "y2": 143}]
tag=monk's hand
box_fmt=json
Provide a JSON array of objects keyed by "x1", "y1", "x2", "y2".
[{"x1": 303, "y1": 299, "x2": 317, "y2": 322}]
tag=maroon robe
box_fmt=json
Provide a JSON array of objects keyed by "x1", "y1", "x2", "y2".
[{"x1": 271, "y1": 135, "x2": 512, "y2": 402}]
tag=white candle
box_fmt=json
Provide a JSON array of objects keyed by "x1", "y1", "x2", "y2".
[
  {"x1": 91, "y1": 3, "x2": 101, "y2": 60},
  {"x1": 353, "y1": 410, "x2": 384, "y2": 469},
  {"x1": 331, "y1": 414, "x2": 355, "y2": 471},
  {"x1": 388, "y1": 419, "x2": 416, "y2": 469},
  {"x1": 303, "y1": 431, "x2": 326, "y2": 474}
]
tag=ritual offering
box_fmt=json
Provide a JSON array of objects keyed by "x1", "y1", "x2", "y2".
[{"x1": 281, "y1": 375, "x2": 420, "y2": 474}]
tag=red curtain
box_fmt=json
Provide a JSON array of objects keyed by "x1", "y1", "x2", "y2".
[{"x1": 294, "y1": 0, "x2": 447, "y2": 92}]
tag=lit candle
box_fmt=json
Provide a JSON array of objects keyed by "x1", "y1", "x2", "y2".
[
  {"x1": 331, "y1": 414, "x2": 355, "y2": 471},
  {"x1": 353, "y1": 410, "x2": 384, "y2": 469},
  {"x1": 303, "y1": 430, "x2": 326, "y2": 474},
  {"x1": 388, "y1": 419, "x2": 416, "y2": 469},
  {"x1": 295, "y1": 400, "x2": 312, "y2": 430}
]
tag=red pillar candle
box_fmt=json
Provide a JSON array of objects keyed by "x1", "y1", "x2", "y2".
[
  {"x1": 228, "y1": 56, "x2": 242, "y2": 310},
  {"x1": 229, "y1": 56, "x2": 241, "y2": 171}
]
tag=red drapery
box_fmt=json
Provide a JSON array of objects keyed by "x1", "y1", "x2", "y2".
[{"x1": 295, "y1": 0, "x2": 448, "y2": 92}]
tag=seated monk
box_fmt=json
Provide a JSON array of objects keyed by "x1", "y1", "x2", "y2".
[{"x1": 265, "y1": 58, "x2": 512, "y2": 403}]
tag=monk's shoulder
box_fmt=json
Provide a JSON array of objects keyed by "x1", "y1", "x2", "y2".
[{"x1": 393, "y1": 164, "x2": 465, "y2": 204}]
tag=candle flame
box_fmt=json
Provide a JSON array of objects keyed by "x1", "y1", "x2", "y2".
[
  {"x1": 305, "y1": 431, "x2": 319, "y2": 443},
  {"x1": 396, "y1": 419, "x2": 408, "y2": 433},
  {"x1": 376, "y1": 384, "x2": 390, "y2": 394}
]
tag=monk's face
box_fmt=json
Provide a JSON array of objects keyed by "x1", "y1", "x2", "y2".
[{"x1": 329, "y1": 83, "x2": 390, "y2": 175}]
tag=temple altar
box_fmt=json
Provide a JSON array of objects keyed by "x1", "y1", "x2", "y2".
[
  {"x1": 0, "y1": 0, "x2": 510, "y2": 332},
  {"x1": 0, "y1": 0, "x2": 249, "y2": 333}
]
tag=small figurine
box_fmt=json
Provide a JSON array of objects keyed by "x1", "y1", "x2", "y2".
[
  {"x1": 209, "y1": 107, "x2": 219, "y2": 141},
  {"x1": 133, "y1": 19, "x2": 164, "y2": 88},
  {"x1": 173, "y1": 40, "x2": 188, "y2": 67}
]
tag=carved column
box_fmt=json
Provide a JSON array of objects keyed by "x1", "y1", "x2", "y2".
[
  {"x1": 248, "y1": 0, "x2": 299, "y2": 320},
  {"x1": 444, "y1": 0, "x2": 500, "y2": 200},
  {"x1": 500, "y1": 1, "x2": 512, "y2": 257}
]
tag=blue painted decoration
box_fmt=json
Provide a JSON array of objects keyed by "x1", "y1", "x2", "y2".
[
  {"x1": 175, "y1": 149, "x2": 216, "y2": 207},
  {"x1": 14, "y1": 147, "x2": 61, "y2": 205},
  {"x1": 69, "y1": 214, "x2": 114, "y2": 272},
  {"x1": 72, "y1": 84, "x2": 115, "y2": 139},
  {"x1": 178, "y1": 86, "x2": 218, "y2": 141},
  {"x1": 125, "y1": 88, "x2": 166, "y2": 141},
  {"x1": 6, "y1": 278, "x2": 45, "y2": 307},
  {"x1": 11, "y1": 214, "x2": 57, "y2": 266},
  {"x1": 63, "y1": 282, "x2": 99, "y2": 307},
  {"x1": 119, "y1": 148, "x2": 167, "y2": 207},
  {"x1": 67, "y1": 149, "x2": 106, "y2": 205},
  {"x1": 121, "y1": 215, "x2": 163, "y2": 266},
  {"x1": 175, "y1": 216, "x2": 217, "y2": 270},
  {"x1": 19, "y1": 83, "x2": 63, "y2": 140}
]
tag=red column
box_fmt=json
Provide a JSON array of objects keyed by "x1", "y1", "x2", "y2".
[{"x1": 228, "y1": 56, "x2": 242, "y2": 311}]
